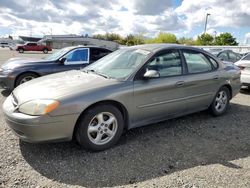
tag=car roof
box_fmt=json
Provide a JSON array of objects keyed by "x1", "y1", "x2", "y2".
[
  {"x1": 63, "y1": 45, "x2": 112, "y2": 51},
  {"x1": 125, "y1": 43, "x2": 207, "y2": 53}
]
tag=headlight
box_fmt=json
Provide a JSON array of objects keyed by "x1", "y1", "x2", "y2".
[
  {"x1": 18, "y1": 99, "x2": 60, "y2": 116},
  {"x1": 0, "y1": 68, "x2": 12, "y2": 75}
]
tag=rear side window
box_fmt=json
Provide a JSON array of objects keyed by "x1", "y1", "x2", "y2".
[
  {"x1": 90, "y1": 48, "x2": 111, "y2": 61},
  {"x1": 218, "y1": 52, "x2": 228, "y2": 61},
  {"x1": 183, "y1": 50, "x2": 213, "y2": 74},
  {"x1": 228, "y1": 52, "x2": 237, "y2": 62},
  {"x1": 243, "y1": 53, "x2": 250, "y2": 60},
  {"x1": 208, "y1": 57, "x2": 219, "y2": 69}
]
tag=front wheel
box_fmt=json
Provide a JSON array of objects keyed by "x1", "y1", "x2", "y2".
[
  {"x1": 209, "y1": 86, "x2": 230, "y2": 116},
  {"x1": 43, "y1": 49, "x2": 48, "y2": 54},
  {"x1": 15, "y1": 73, "x2": 38, "y2": 87},
  {"x1": 76, "y1": 104, "x2": 124, "y2": 151},
  {"x1": 18, "y1": 48, "x2": 24, "y2": 53}
]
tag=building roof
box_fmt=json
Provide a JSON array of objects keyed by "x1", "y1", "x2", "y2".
[{"x1": 19, "y1": 36, "x2": 42, "y2": 42}]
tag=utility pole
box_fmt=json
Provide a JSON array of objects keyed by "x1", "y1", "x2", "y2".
[{"x1": 204, "y1": 13, "x2": 210, "y2": 34}]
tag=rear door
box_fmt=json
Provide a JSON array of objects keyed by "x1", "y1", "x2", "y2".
[
  {"x1": 180, "y1": 49, "x2": 222, "y2": 111},
  {"x1": 132, "y1": 49, "x2": 188, "y2": 126}
]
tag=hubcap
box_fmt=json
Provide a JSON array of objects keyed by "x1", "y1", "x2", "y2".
[
  {"x1": 87, "y1": 112, "x2": 118, "y2": 145},
  {"x1": 20, "y1": 76, "x2": 35, "y2": 84},
  {"x1": 215, "y1": 90, "x2": 228, "y2": 112}
]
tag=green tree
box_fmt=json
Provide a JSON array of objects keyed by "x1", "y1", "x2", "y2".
[
  {"x1": 214, "y1": 33, "x2": 238, "y2": 46},
  {"x1": 122, "y1": 34, "x2": 144, "y2": 46},
  {"x1": 144, "y1": 32, "x2": 178, "y2": 44},
  {"x1": 178, "y1": 37, "x2": 198, "y2": 45},
  {"x1": 156, "y1": 32, "x2": 178, "y2": 43},
  {"x1": 196, "y1": 33, "x2": 214, "y2": 45},
  {"x1": 92, "y1": 33, "x2": 124, "y2": 44}
]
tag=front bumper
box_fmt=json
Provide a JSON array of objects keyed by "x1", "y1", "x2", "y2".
[
  {"x1": 3, "y1": 95, "x2": 79, "y2": 143},
  {"x1": 0, "y1": 74, "x2": 15, "y2": 89}
]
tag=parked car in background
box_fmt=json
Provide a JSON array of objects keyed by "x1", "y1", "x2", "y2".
[
  {"x1": 0, "y1": 46, "x2": 112, "y2": 89},
  {"x1": 235, "y1": 53, "x2": 250, "y2": 89},
  {"x1": 0, "y1": 42, "x2": 10, "y2": 48},
  {"x1": 16, "y1": 42, "x2": 52, "y2": 53},
  {"x1": 3, "y1": 44, "x2": 241, "y2": 151},
  {"x1": 209, "y1": 50, "x2": 242, "y2": 63}
]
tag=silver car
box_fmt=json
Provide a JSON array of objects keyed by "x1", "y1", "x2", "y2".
[{"x1": 3, "y1": 44, "x2": 241, "y2": 151}]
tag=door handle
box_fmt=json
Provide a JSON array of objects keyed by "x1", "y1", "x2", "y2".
[
  {"x1": 175, "y1": 81, "x2": 185, "y2": 87},
  {"x1": 213, "y1": 75, "x2": 219, "y2": 80}
]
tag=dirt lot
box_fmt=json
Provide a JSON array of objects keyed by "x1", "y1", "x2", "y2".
[{"x1": 0, "y1": 48, "x2": 250, "y2": 188}]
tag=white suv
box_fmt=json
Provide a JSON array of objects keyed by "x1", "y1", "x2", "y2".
[{"x1": 235, "y1": 53, "x2": 250, "y2": 88}]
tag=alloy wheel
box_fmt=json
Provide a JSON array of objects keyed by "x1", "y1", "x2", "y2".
[{"x1": 87, "y1": 112, "x2": 118, "y2": 145}]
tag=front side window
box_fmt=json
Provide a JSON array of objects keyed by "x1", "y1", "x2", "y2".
[
  {"x1": 64, "y1": 48, "x2": 89, "y2": 64},
  {"x1": 27, "y1": 43, "x2": 37, "y2": 46},
  {"x1": 183, "y1": 50, "x2": 213, "y2": 74},
  {"x1": 146, "y1": 50, "x2": 182, "y2": 77}
]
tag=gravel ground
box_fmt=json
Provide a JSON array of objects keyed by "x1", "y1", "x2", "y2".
[{"x1": 0, "y1": 48, "x2": 250, "y2": 188}]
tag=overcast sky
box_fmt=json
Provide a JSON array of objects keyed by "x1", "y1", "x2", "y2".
[{"x1": 0, "y1": 0, "x2": 250, "y2": 44}]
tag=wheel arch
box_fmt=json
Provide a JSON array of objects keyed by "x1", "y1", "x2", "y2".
[
  {"x1": 15, "y1": 71, "x2": 41, "y2": 87},
  {"x1": 73, "y1": 100, "x2": 129, "y2": 138},
  {"x1": 223, "y1": 84, "x2": 232, "y2": 99}
]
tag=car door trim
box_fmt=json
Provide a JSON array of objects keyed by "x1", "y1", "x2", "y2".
[{"x1": 137, "y1": 92, "x2": 213, "y2": 108}]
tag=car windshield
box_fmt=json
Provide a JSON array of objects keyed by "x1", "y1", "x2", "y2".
[
  {"x1": 84, "y1": 48, "x2": 151, "y2": 79},
  {"x1": 44, "y1": 48, "x2": 70, "y2": 61}
]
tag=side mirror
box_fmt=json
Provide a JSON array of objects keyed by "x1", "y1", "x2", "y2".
[
  {"x1": 59, "y1": 57, "x2": 67, "y2": 64},
  {"x1": 143, "y1": 70, "x2": 160, "y2": 79}
]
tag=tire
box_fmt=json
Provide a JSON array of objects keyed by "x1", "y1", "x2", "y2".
[
  {"x1": 18, "y1": 48, "x2": 24, "y2": 53},
  {"x1": 15, "y1": 73, "x2": 38, "y2": 87},
  {"x1": 43, "y1": 48, "x2": 48, "y2": 54},
  {"x1": 76, "y1": 104, "x2": 124, "y2": 151},
  {"x1": 209, "y1": 86, "x2": 230, "y2": 116}
]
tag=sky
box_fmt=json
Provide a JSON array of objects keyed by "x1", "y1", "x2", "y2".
[{"x1": 0, "y1": 0, "x2": 250, "y2": 44}]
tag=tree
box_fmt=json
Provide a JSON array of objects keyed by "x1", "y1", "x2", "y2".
[
  {"x1": 178, "y1": 37, "x2": 198, "y2": 45},
  {"x1": 92, "y1": 33, "x2": 123, "y2": 44},
  {"x1": 145, "y1": 32, "x2": 178, "y2": 44},
  {"x1": 214, "y1": 33, "x2": 238, "y2": 46},
  {"x1": 196, "y1": 33, "x2": 214, "y2": 45}
]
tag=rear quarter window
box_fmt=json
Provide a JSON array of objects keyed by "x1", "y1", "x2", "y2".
[{"x1": 183, "y1": 50, "x2": 213, "y2": 74}]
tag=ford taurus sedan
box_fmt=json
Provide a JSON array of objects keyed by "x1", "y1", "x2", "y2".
[
  {"x1": 3, "y1": 44, "x2": 241, "y2": 151},
  {"x1": 0, "y1": 46, "x2": 112, "y2": 89}
]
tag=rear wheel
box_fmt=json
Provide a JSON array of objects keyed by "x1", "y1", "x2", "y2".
[
  {"x1": 43, "y1": 48, "x2": 48, "y2": 54},
  {"x1": 15, "y1": 73, "x2": 38, "y2": 87},
  {"x1": 209, "y1": 86, "x2": 230, "y2": 116},
  {"x1": 76, "y1": 104, "x2": 124, "y2": 151},
  {"x1": 18, "y1": 48, "x2": 24, "y2": 53}
]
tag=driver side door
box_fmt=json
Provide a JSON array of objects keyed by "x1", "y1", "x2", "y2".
[
  {"x1": 54, "y1": 48, "x2": 90, "y2": 73},
  {"x1": 132, "y1": 49, "x2": 188, "y2": 127}
]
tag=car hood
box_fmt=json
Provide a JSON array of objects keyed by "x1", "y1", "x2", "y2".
[
  {"x1": 12, "y1": 70, "x2": 120, "y2": 104},
  {"x1": 235, "y1": 60, "x2": 250, "y2": 67},
  {"x1": 1, "y1": 57, "x2": 51, "y2": 69}
]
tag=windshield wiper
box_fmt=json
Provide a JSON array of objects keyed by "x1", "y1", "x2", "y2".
[{"x1": 86, "y1": 69, "x2": 110, "y2": 79}]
